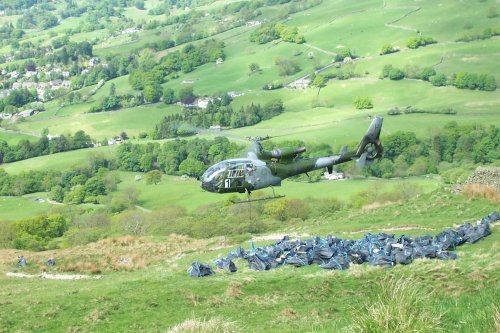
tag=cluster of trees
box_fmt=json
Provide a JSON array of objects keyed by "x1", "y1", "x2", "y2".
[
  {"x1": 0, "y1": 0, "x2": 37, "y2": 10},
  {"x1": 116, "y1": 137, "x2": 241, "y2": 176},
  {"x1": 151, "y1": 98, "x2": 284, "y2": 139},
  {"x1": 454, "y1": 72, "x2": 497, "y2": 91},
  {"x1": 406, "y1": 36, "x2": 436, "y2": 49},
  {"x1": 10, "y1": 214, "x2": 68, "y2": 251},
  {"x1": 50, "y1": 164, "x2": 120, "y2": 205},
  {"x1": 71, "y1": 57, "x2": 131, "y2": 90},
  {"x1": 0, "y1": 88, "x2": 36, "y2": 112},
  {"x1": 0, "y1": 130, "x2": 93, "y2": 164},
  {"x1": 364, "y1": 122, "x2": 500, "y2": 179},
  {"x1": 334, "y1": 48, "x2": 355, "y2": 62},
  {"x1": 381, "y1": 65, "x2": 496, "y2": 91},
  {"x1": 0, "y1": 23, "x2": 25, "y2": 43},
  {"x1": 89, "y1": 83, "x2": 143, "y2": 112},
  {"x1": 250, "y1": 22, "x2": 305, "y2": 44},
  {"x1": 230, "y1": 99, "x2": 285, "y2": 128},
  {"x1": 456, "y1": 27, "x2": 500, "y2": 42},
  {"x1": 16, "y1": 8, "x2": 58, "y2": 30},
  {"x1": 353, "y1": 96, "x2": 373, "y2": 109},
  {"x1": 128, "y1": 40, "x2": 225, "y2": 96},
  {"x1": 0, "y1": 169, "x2": 58, "y2": 196},
  {"x1": 275, "y1": 57, "x2": 301, "y2": 76}
]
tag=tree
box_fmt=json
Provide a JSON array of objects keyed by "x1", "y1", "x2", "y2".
[
  {"x1": 275, "y1": 58, "x2": 300, "y2": 76},
  {"x1": 312, "y1": 75, "x2": 327, "y2": 95},
  {"x1": 380, "y1": 43, "x2": 397, "y2": 55},
  {"x1": 163, "y1": 88, "x2": 176, "y2": 104},
  {"x1": 49, "y1": 185, "x2": 65, "y2": 203},
  {"x1": 388, "y1": 68, "x2": 405, "y2": 80},
  {"x1": 335, "y1": 48, "x2": 353, "y2": 61},
  {"x1": 145, "y1": 170, "x2": 163, "y2": 185},
  {"x1": 249, "y1": 63, "x2": 261, "y2": 75},
  {"x1": 179, "y1": 158, "x2": 205, "y2": 177},
  {"x1": 144, "y1": 82, "x2": 162, "y2": 103},
  {"x1": 178, "y1": 86, "x2": 195, "y2": 103},
  {"x1": 109, "y1": 83, "x2": 116, "y2": 96},
  {"x1": 84, "y1": 177, "x2": 106, "y2": 197},
  {"x1": 135, "y1": 0, "x2": 145, "y2": 10}
]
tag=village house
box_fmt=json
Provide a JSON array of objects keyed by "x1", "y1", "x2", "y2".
[
  {"x1": 228, "y1": 91, "x2": 245, "y2": 98},
  {"x1": 25, "y1": 70, "x2": 37, "y2": 78},
  {"x1": 121, "y1": 27, "x2": 139, "y2": 34},
  {"x1": 246, "y1": 20, "x2": 262, "y2": 27},
  {"x1": 89, "y1": 57, "x2": 100, "y2": 67}
]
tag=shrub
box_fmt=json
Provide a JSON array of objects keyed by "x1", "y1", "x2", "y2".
[
  {"x1": 430, "y1": 73, "x2": 447, "y2": 86},
  {"x1": 12, "y1": 214, "x2": 68, "y2": 251},
  {"x1": 380, "y1": 43, "x2": 398, "y2": 55},
  {"x1": 407, "y1": 36, "x2": 437, "y2": 49},
  {"x1": 388, "y1": 68, "x2": 405, "y2": 80},
  {"x1": 353, "y1": 96, "x2": 373, "y2": 109},
  {"x1": 351, "y1": 277, "x2": 443, "y2": 332}
]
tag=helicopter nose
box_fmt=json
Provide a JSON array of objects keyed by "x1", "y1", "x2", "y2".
[{"x1": 200, "y1": 179, "x2": 216, "y2": 193}]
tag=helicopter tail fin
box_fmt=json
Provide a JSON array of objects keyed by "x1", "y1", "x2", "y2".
[{"x1": 355, "y1": 116, "x2": 383, "y2": 166}]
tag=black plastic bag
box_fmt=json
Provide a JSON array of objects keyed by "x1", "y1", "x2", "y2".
[
  {"x1": 188, "y1": 262, "x2": 214, "y2": 277},
  {"x1": 320, "y1": 255, "x2": 350, "y2": 270}
]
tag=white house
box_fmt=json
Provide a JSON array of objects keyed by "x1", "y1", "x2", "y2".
[
  {"x1": 323, "y1": 171, "x2": 345, "y2": 181},
  {"x1": 289, "y1": 78, "x2": 311, "y2": 89}
]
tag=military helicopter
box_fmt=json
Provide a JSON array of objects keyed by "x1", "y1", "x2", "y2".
[{"x1": 200, "y1": 116, "x2": 383, "y2": 202}]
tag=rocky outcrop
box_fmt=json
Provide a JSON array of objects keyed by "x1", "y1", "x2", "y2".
[{"x1": 465, "y1": 167, "x2": 500, "y2": 192}]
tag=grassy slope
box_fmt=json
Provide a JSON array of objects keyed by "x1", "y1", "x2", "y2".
[
  {"x1": 6, "y1": 0, "x2": 499, "y2": 141},
  {"x1": 117, "y1": 171, "x2": 440, "y2": 211},
  {"x1": 1, "y1": 145, "x2": 118, "y2": 175},
  {"x1": 0, "y1": 192, "x2": 498, "y2": 332},
  {"x1": 0, "y1": 194, "x2": 53, "y2": 222}
]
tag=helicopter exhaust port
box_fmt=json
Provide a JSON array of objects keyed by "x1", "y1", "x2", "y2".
[{"x1": 271, "y1": 146, "x2": 306, "y2": 159}]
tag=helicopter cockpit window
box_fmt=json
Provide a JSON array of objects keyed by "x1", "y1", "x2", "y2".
[
  {"x1": 226, "y1": 160, "x2": 252, "y2": 179},
  {"x1": 203, "y1": 162, "x2": 227, "y2": 181},
  {"x1": 203, "y1": 160, "x2": 253, "y2": 181}
]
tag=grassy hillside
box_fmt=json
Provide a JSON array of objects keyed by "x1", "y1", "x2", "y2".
[
  {"x1": 0, "y1": 192, "x2": 498, "y2": 332},
  {"x1": 0, "y1": 1, "x2": 499, "y2": 331},
  {"x1": 1, "y1": 0, "x2": 497, "y2": 142}
]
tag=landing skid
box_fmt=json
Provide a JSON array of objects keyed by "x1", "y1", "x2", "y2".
[
  {"x1": 230, "y1": 195, "x2": 286, "y2": 204},
  {"x1": 230, "y1": 187, "x2": 285, "y2": 204}
]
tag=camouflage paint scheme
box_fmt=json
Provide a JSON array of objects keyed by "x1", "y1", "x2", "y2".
[{"x1": 201, "y1": 117, "x2": 383, "y2": 194}]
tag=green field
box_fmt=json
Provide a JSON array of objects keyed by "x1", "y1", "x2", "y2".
[
  {"x1": 116, "y1": 172, "x2": 440, "y2": 211},
  {"x1": 1, "y1": 145, "x2": 118, "y2": 174},
  {"x1": 0, "y1": 195, "x2": 52, "y2": 221}
]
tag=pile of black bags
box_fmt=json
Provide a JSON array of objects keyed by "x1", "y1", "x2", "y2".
[{"x1": 188, "y1": 211, "x2": 497, "y2": 277}]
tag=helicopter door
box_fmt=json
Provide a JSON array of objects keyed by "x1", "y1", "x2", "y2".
[{"x1": 226, "y1": 165, "x2": 246, "y2": 190}]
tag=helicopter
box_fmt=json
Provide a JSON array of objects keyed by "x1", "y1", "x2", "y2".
[{"x1": 200, "y1": 116, "x2": 383, "y2": 202}]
